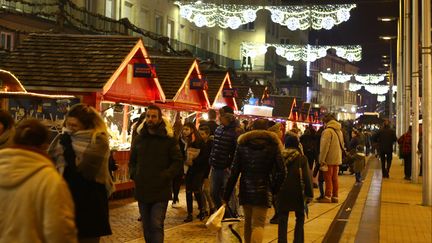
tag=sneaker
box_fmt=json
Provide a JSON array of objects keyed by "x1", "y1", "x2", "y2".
[
  {"x1": 172, "y1": 201, "x2": 180, "y2": 208},
  {"x1": 184, "y1": 214, "x2": 193, "y2": 223},
  {"x1": 331, "y1": 197, "x2": 339, "y2": 203},
  {"x1": 317, "y1": 197, "x2": 332, "y2": 203},
  {"x1": 269, "y1": 215, "x2": 278, "y2": 224}
]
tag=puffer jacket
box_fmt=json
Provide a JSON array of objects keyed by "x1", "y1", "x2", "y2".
[
  {"x1": 0, "y1": 147, "x2": 77, "y2": 243},
  {"x1": 277, "y1": 148, "x2": 313, "y2": 212},
  {"x1": 223, "y1": 130, "x2": 286, "y2": 207},
  {"x1": 129, "y1": 118, "x2": 183, "y2": 203},
  {"x1": 319, "y1": 120, "x2": 344, "y2": 165},
  {"x1": 209, "y1": 120, "x2": 243, "y2": 169}
]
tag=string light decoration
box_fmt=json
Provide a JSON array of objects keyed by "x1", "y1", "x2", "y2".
[
  {"x1": 377, "y1": 95, "x2": 386, "y2": 102},
  {"x1": 241, "y1": 42, "x2": 362, "y2": 62},
  {"x1": 349, "y1": 83, "x2": 390, "y2": 94},
  {"x1": 354, "y1": 74, "x2": 386, "y2": 84},
  {"x1": 286, "y1": 65, "x2": 294, "y2": 78},
  {"x1": 321, "y1": 72, "x2": 352, "y2": 83},
  {"x1": 265, "y1": 4, "x2": 356, "y2": 30},
  {"x1": 174, "y1": 1, "x2": 262, "y2": 29}
]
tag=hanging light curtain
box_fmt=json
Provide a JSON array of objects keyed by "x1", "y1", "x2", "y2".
[
  {"x1": 354, "y1": 74, "x2": 386, "y2": 84},
  {"x1": 321, "y1": 72, "x2": 353, "y2": 83},
  {"x1": 174, "y1": 1, "x2": 262, "y2": 29},
  {"x1": 241, "y1": 42, "x2": 362, "y2": 62},
  {"x1": 349, "y1": 83, "x2": 390, "y2": 94}
]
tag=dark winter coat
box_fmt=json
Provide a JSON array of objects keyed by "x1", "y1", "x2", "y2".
[
  {"x1": 181, "y1": 138, "x2": 208, "y2": 191},
  {"x1": 277, "y1": 148, "x2": 314, "y2": 213},
  {"x1": 374, "y1": 126, "x2": 397, "y2": 153},
  {"x1": 129, "y1": 118, "x2": 183, "y2": 203},
  {"x1": 300, "y1": 129, "x2": 318, "y2": 157},
  {"x1": 209, "y1": 120, "x2": 243, "y2": 169},
  {"x1": 223, "y1": 130, "x2": 286, "y2": 208}
]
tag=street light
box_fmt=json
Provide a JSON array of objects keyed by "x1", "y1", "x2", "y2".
[
  {"x1": 377, "y1": 17, "x2": 397, "y2": 22},
  {"x1": 379, "y1": 35, "x2": 396, "y2": 121}
]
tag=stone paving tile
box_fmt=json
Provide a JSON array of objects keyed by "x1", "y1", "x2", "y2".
[
  {"x1": 101, "y1": 173, "x2": 356, "y2": 243},
  {"x1": 380, "y1": 157, "x2": 432, "y2": 243}
]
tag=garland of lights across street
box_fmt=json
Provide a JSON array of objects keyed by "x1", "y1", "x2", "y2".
[
  {"x1": 320, "y1": 73, "x2": 386, "y2": 84},
  {"x1": 174, "y1": 1, "x2": 356, "y2": 30},
  {"x1": 241, "y1": 42, "x2": 362, "y2": 62}
]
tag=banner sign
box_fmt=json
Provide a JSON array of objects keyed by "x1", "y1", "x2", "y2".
[
  {"x1": 222, "y1": 88, "x2": 238, "y2": 98},
  {"x1": 133, "y1": 63, "x2": 154, "y2": 78},
  {"x1": 190, "y1": 77, "x2": 203, "y2": 90}
]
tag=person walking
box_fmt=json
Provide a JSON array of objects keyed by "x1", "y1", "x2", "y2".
[
  {"x1": 223, "y1": 119, "x2": 285, "y2": 243},
  {"x1": 198, "y1": 125, "x2": 215, "y2": 216},
  {"x1": 277, "y1": 133, "x2": 313, "y2": 243},
  {"x1": 0, "y1": 109, "x2": 15, "y2": 149},
  {"x1": 180, "y1": 122, "x2": 207, "y2": 222},
  {"x1": 129, "y1": 105, "x2": 183, "y2": 243},
  {"x1": 49, "y1": 104, "x2": 113, "y2": 243},
  {"x1": 318, "y1": 114, "x2": 344, "y2": 203},
  {"x1": 374, "y1": 119, "x2": 397, "y2": 178},
  {"x1": 300, "y1": 125, "x2": 318, "y2": 170},
  {"x1": 398, "y1": 126, "x2": 412, "y2": 180},
  {"x1": 209, "y1": 106, "x2": 243, "y2": 216},
  {"x1": 0, "y1": 119, "x2": 77, "y2": 243}
]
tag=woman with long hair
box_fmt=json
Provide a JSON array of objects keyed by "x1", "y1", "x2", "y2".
[
  {"x1": 48, "y1": 104, "x2": 113, "y2": 243},
  {"x1": 180, "y1": 122, "x2": 207, "y2": 222}
]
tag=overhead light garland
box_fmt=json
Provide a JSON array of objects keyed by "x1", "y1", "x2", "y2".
[
  {"x1": 241, "y1": 42, "x2": 362, "y2": 62},
  {"x1": 174, "y1": 1, "x2": 262, "y2": 29},
  {"x1": 349, "y1": 83, "x2": 390, "y2": 94},
  {"x1": 377, "y1": 95, "x2": 386, "y2": 102},
  {"x1": 265, "y1": 4, "x2": 356, "y2": 30},
  {"x1": 354, "y1": 74, "x2": 386, "y2": 84},
  {"x1": 175, "y1": 1, "x2": 356, "y2": 30},
  {"x1": 321, "y1": 72, "x2": 352, "y2": 83}
]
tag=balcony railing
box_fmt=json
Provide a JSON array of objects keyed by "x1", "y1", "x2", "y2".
[{"x1": 0, "y1": 0, "x2": 239, "y2": 69}]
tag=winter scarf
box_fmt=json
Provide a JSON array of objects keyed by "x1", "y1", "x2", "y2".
[{"x1": 48, "y1": 129, "x2": 114, "y2": 195}]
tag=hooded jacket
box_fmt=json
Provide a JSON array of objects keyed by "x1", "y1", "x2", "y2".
[
  {"x1": 130, "y1": 117, "x2": 183, "y2": 203},
  {"x1": 0, "y1": 147, "x2": 77, "y2": 243},
  {"x1": 223, "y1": 130, "x2": 286, "y2": 207},
  {"x1": 319, "y1": 120, "x2": 344, "y2": 165},
  {"x1": 277, "y1": 148, "x2": 313, "y2": 212}
]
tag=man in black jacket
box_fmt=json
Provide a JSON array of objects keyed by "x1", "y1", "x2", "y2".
[
  {"x1": 209, "y1": 106, "x2": 243, "y2": 215},
  {"x1": 129, "y1": 105, "x2": 183, "y2": 243},
  {"x1": 373, "y1": 119, "x2": 397, "y2": 178}
]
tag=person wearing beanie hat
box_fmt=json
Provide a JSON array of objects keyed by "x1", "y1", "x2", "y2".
[{"x1": 277, "y1": 133, "x2": 313, "y2": 243}]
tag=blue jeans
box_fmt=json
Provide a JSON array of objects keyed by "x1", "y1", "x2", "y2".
[
  {"x1": 210, "y1": 167, "x2": 238, "y2": 217},
  {"x1": 138, "y1": 201, "x2": 168, "y2": 243}
]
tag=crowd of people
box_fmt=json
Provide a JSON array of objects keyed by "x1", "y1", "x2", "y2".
[{"x1": 0, "y1": 103, "x2": 416, "y2": 243}]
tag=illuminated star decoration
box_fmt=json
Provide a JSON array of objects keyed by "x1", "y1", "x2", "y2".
[
  {"x1": 174, "y1": 1, "x2": 262, "y2": 29},
  {"x1": 265, "y1": 4, "x2": 356, "y2": 30},
  {"x1": 241, "y1": 42, "x2": 362, "y2": 62}
]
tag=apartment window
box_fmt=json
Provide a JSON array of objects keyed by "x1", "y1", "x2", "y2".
[
  {"x1": 123, "y1": 1, "x2": 133, "y2": 21},
  {"x1": 241, "y1": 22, "x2": 255, "y2": 31},
  {"x1": 139, "y1": 8, "x2": 150, "y2": 30},
  {"x1": 155, "y1": 15, "x2": 163, "y2": 35},
  {"x1": 167, "y1": 19, "x2": 175, "y2": 40},
  {"x1": 0, "y1": 32, "x2": 13, "y2": 51},
  {"x1": 199, "y1": 32, "x2": 208, "y2": 49},
  {"x1": 209, "y1": 36, "x2": 214, "y2": 52},
  {"x1": 215, "y1": 39, "x2": 220, "y2": 54},
  {"x1": 189, "y1": 28, "x2": 195, "y2": 45},
  {"x1": 105, "y1": 0, "x2": 116, "y2": 19}
]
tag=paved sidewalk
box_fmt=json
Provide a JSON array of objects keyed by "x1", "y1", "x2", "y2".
[{"x1": 102, "y1": 171, "x2": 358, "y2": 243}]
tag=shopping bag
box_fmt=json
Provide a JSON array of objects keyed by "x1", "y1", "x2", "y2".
[
  {"x1": 205, "y1": 205, "x2": 226, "y2": 232},
  {"x1": 216, "y1": 218, "x2": 242, "y2": 243}
]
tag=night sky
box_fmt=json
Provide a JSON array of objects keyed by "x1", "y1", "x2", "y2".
[{"x1": 283, "y1": 0, "x2": 399, "y2": 73}]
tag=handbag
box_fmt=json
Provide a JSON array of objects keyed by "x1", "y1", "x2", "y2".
[
  {"x1": 329, "y1": 128, "x2": 348, "y2": 163},
  {"x1": 206, "y1": 205, "x2": 226, "y2": 232}
]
